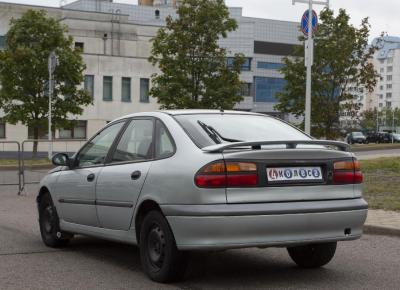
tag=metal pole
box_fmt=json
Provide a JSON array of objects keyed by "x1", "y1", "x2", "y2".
[
  {"x1": 392, "y1": 109, "x2": 395, "y2": 143},
  {"x1": 48, "y1": 68, "x2": 53, "y2": 160},
  {"x1": 304, "y1": 0, "x2": 313, "y2": 135},
  {"x1": 293, "y1": 0, "x2": 329, "y2": 135}
]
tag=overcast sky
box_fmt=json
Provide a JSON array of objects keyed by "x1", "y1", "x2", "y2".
[{"x1": 1, "y1": 0, "x2": 398, "y2": 41}]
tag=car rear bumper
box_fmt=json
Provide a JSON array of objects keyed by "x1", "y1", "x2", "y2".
[{"x1": 161, "y1": 198, "x2": 368, "y2": 250}]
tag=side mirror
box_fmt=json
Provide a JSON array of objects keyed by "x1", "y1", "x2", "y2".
[{"x1": 52, "y1": 153, "x2": 70, "y2": 167}]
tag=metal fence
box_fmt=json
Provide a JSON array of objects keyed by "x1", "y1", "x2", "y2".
[
  {"x1": 0, "y1": 141, "x2": 23, "y2": 194},
  {"x1": 21, "y1": 139, "x2": 86, "y2": 187},
  {"x1": 0, "y1": 139, "x2": 86, "y2": 194}
]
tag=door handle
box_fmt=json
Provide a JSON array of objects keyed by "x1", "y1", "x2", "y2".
[
  {"x1": 87, "y1": 173, "x2": 95, "y2": 182},
  {"x1": 131, "y1": 171, "x2": 141, "y2": 180}
]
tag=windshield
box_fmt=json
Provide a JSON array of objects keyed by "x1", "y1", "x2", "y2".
[
  {"x1": 174, "y1": 114, "x2": 310, "y2": 148},
  {"x1": 353, "y1": 132, "x2": 364, "y2": 137}
]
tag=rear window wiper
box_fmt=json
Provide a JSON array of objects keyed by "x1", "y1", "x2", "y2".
[{"x1": 197, "y1": 121, "x2": 242, "y2": 144}]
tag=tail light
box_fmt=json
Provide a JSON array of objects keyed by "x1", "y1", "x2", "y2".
[
  {"x1": 195, "y1": 161, "x2": 258, "y2": 188},
  {"x1": 333, "y1": 159, "x2": 363, "y2": 184}
]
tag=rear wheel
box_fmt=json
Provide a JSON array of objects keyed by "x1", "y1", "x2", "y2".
[
  {"x1": 139, "y1": 210, "x2": 187, "y2": 283},
  {"x1": 287, "y1": 242, "x2": 337, "y2": 268},
  {"x1": 39, "y1": 193, "x2": 72, "y2": 248}
]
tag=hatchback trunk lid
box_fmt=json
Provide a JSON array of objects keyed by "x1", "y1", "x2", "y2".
[{"x1": 219, "y1": 147, "x2": 357, "y2": 204}]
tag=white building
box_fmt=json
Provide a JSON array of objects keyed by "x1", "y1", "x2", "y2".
[{"x1": 0, "y1": 0, "x2": 302, "y2": 144}]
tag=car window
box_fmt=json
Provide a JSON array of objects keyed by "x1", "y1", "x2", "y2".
[
  {"x1": 111, "y1": 119, "x2": 154, "y2": 163},
  {"x1": 155, "y1": 120, "x2": 175, "y2": 159},
  {"x1": 78, "y1": 122, "x2": 125, "y2": 167},
  {"x1": 174, "y1": 114, "x2": 310, "y2": 148}
]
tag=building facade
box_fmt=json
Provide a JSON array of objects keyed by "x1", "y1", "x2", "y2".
[{"x1": 0, "y1": 0, "x2": 301, "y2": 143}]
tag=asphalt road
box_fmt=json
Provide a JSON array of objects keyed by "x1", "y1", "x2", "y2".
[
  {"x1": 0, "y1": 185, "x2": 399, "y2": 290},
  {"x1": 354, "y1": 148, "x2": 400, "y2": 160}
]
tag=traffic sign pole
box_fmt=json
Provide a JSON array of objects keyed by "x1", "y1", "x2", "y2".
[
  {"x1": 48, "y1": 51, "x2": 58, "y2": 160},
  {"x1": 293, "y1": 0, "x2": 329, "y2": 135}
]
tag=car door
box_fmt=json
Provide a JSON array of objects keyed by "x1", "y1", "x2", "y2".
[
  {"x1": 95, "y1": 118, "x2": 155, "y2": 230},
  {"x1": 55, "y1": 121, "x2": 126, "y2": 227}
]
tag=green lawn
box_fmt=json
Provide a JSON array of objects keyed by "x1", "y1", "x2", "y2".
[
  {"x1": 361, "y1": 157, "x2": 400, "y2": 211},
  {"x1": 0, "y1": 158, "x2": 51, "y2": 166},
  {"x1": 351, "y1": 143, "x2": 400, "y2": 151}
]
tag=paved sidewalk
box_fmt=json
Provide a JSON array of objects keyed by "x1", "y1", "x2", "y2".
[{"x1": 364, "y1": 209, "x2": 400, "y2": 236}]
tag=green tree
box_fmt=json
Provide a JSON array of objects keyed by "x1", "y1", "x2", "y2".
[
  {"x1": 275, "y1": 9, "x2": 378, "y2": 139},
  {"x1": 359, "y1": 108, "x2": 378, "y2": 131},
  {"x1": 0, "y1": 10, "x2": 92, "y2": 154},
  {"x1": 149, "y1": 0, "x2": 245, "y2": 109}
]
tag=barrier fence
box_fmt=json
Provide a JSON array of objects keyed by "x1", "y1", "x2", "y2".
[
  {"x1": 0, "y1": 139, "x2": 85, "y2": 194},
  {"x1": 0, "y1": 141, "x2": 23, "y2": 194},
  {"x1": 21, "y1": 139, "x2": 86, "y2": 187}
]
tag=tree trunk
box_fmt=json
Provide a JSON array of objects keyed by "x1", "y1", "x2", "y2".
[{"x1": 32, "y1": 127, "x2": 39, "y2": 159}]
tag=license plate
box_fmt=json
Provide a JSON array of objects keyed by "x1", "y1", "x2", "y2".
[{"x1": 266, "y1": 166, "x2": 323, "y2": 183}]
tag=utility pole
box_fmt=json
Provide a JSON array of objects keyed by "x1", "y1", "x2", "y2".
[
  {"x1": 292, "y1": 0, "x2": 329, "y2": 135},
  {"x1": 48, "y1": 51, "x2": 58, "y2": 160}
]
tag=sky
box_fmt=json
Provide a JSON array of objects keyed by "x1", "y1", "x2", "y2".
[{"x1": 1, "y1": 0, "x2": 398, "y2": 41}]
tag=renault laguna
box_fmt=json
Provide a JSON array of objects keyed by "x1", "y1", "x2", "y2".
[{"x1": 37, "y1": 110, "x2": 368, "y2": 282}]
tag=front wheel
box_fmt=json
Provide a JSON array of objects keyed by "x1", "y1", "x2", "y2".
[
  {"x1": 39, "y1": 193, "x2": 72, "y2": 248},
  {"x1": 139, "y1": 210, "x2": 187, "y2": 283},
  {"x1": 287, "y1": 242, "x2": 337, "y2": 268}
]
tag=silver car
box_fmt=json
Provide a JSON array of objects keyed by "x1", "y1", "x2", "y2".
[{"x1": 37, "y1": 110, "x2": 368, "y2": 282}]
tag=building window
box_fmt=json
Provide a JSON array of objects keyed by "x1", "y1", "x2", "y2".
[
  {"x1": 387, "y1": 75, "x2": 392, "y2": 81},
  {"x1": 75, "y1": 42, "x2": 84, "y2": 51},
  {"x1": 121, "y1": 77, "x2": 131, "y2": 102},
  {"x1": 380, "y1": 68, "x2": 384, "y2": 73},
  {"x1": 0, "y1": 35, "x2": 5, "y2": 49},
  {"x1": 103, "y1": 76, "x2": 113, "y2": 101},
  {"x1": 227, "y1": 57, "x2": 252, "y2": 71},
  {"x1": 59, "y1": 121, "x2": 87, "y2": 139},
  {"x1": 386, "y1": 102, "x2": 392, "y2": 108},
  {"x1": 254, "y1": 77, "x2": 287, "y2": 102},
  {"x1": 240, "y1": 83, "x2": 252, "y2": 96},
  {"x1": 140, "y1": 78, "x2": 150, "y2": 103},
  {"x1": 379, "y1": 94, "x2": 383, "y2": 99},
  {"x1": 387, "y1": 84, "x2": 392, "y2": 90},
  {"x1": 386, "y1": 93, "x2": 392, "y2": 98},
  {"x1": 84, "y1": 75, "x2": 94, "y2": 99},
  {"x1": 387, "y1": 66, "x2": 393, "y2": 73},
  {"x1": 257, "y1": 62, "x2": 285, "y2": 70},
  {"x1": 0, "y1": 120, "x2": 5, "y2": 138},
  {"x1": 379, "y1": 103, "x2": 383, "y2": 108},
  {"x1": 28, "y1": 126, "x2": 55, "y2": 139},
  {"x1": 387, "y1": 57, "x2": 393, "y2": 64}
]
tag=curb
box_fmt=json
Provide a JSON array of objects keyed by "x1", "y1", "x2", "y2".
[{"x1": 363, "y1": 225, "x2": 400, "y2": 237}]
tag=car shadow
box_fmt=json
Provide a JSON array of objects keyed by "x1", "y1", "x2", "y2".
[{"x1": 65, "y1": 236, "x2": 341, "y2": 288}]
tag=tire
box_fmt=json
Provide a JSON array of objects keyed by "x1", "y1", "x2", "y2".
[
  {"x1": 38, "y1": 193, "x2": 72, "y2": 248},
  {"x1": 287, "y1": 242, "x2": 337, "y2": 268},
  {"x1": 139, "y1": 210, "x2": 187, "y2": 283}
]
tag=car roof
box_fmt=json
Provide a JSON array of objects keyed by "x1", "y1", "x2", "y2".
[{"x1": 112, "y1": 109, "x2": 266, "y2": 122}]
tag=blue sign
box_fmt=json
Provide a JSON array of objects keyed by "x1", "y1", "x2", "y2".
[{"x1": 301, "y1": 10, "x2": 318, "y2": 36}]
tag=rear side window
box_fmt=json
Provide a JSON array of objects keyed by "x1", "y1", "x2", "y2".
[
  {"x1": 174, "y1": 114, "x2": 310, "y2": 148},
  {"x1": 155, "y1": 120, "x2": 175, "y2": 159}
]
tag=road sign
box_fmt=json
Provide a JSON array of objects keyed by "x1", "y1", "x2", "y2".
[
  {"x1": 301, "y1": 9, "x2": 318, "y2": 36},
  {"x1": 48, "y1": 51, "x2": 58, "y2": 74}
]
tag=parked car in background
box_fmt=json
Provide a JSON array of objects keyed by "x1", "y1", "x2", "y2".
[
  {"x1": 390, "y1": 133, "x2": 400, "y2": 143},
  {"x1": 37, "y1": 110, "x2": 368, "y2": 282},
  {"x1": 346, "y1": 132, "x2": 367, "y2": 144},
  {"x1": 366, "y1": 132, "x2": 392, "y2": 143}
]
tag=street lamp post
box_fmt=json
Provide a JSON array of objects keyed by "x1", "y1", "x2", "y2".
[
  {"x1": 292, "y1": 0, "x2": 329, "y2": 135},
  {"x1": 48, "y1": 51, "x2": 58, "y2": 160}
]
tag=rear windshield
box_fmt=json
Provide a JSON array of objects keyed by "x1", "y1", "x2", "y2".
[{"x1": 174, "y1": 114, "x2": 310, "y2": 148}]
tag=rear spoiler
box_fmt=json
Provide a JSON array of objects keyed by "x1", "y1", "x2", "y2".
[{"x1": 202, "y1": 140, "x2": 350, "y2": 153}]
